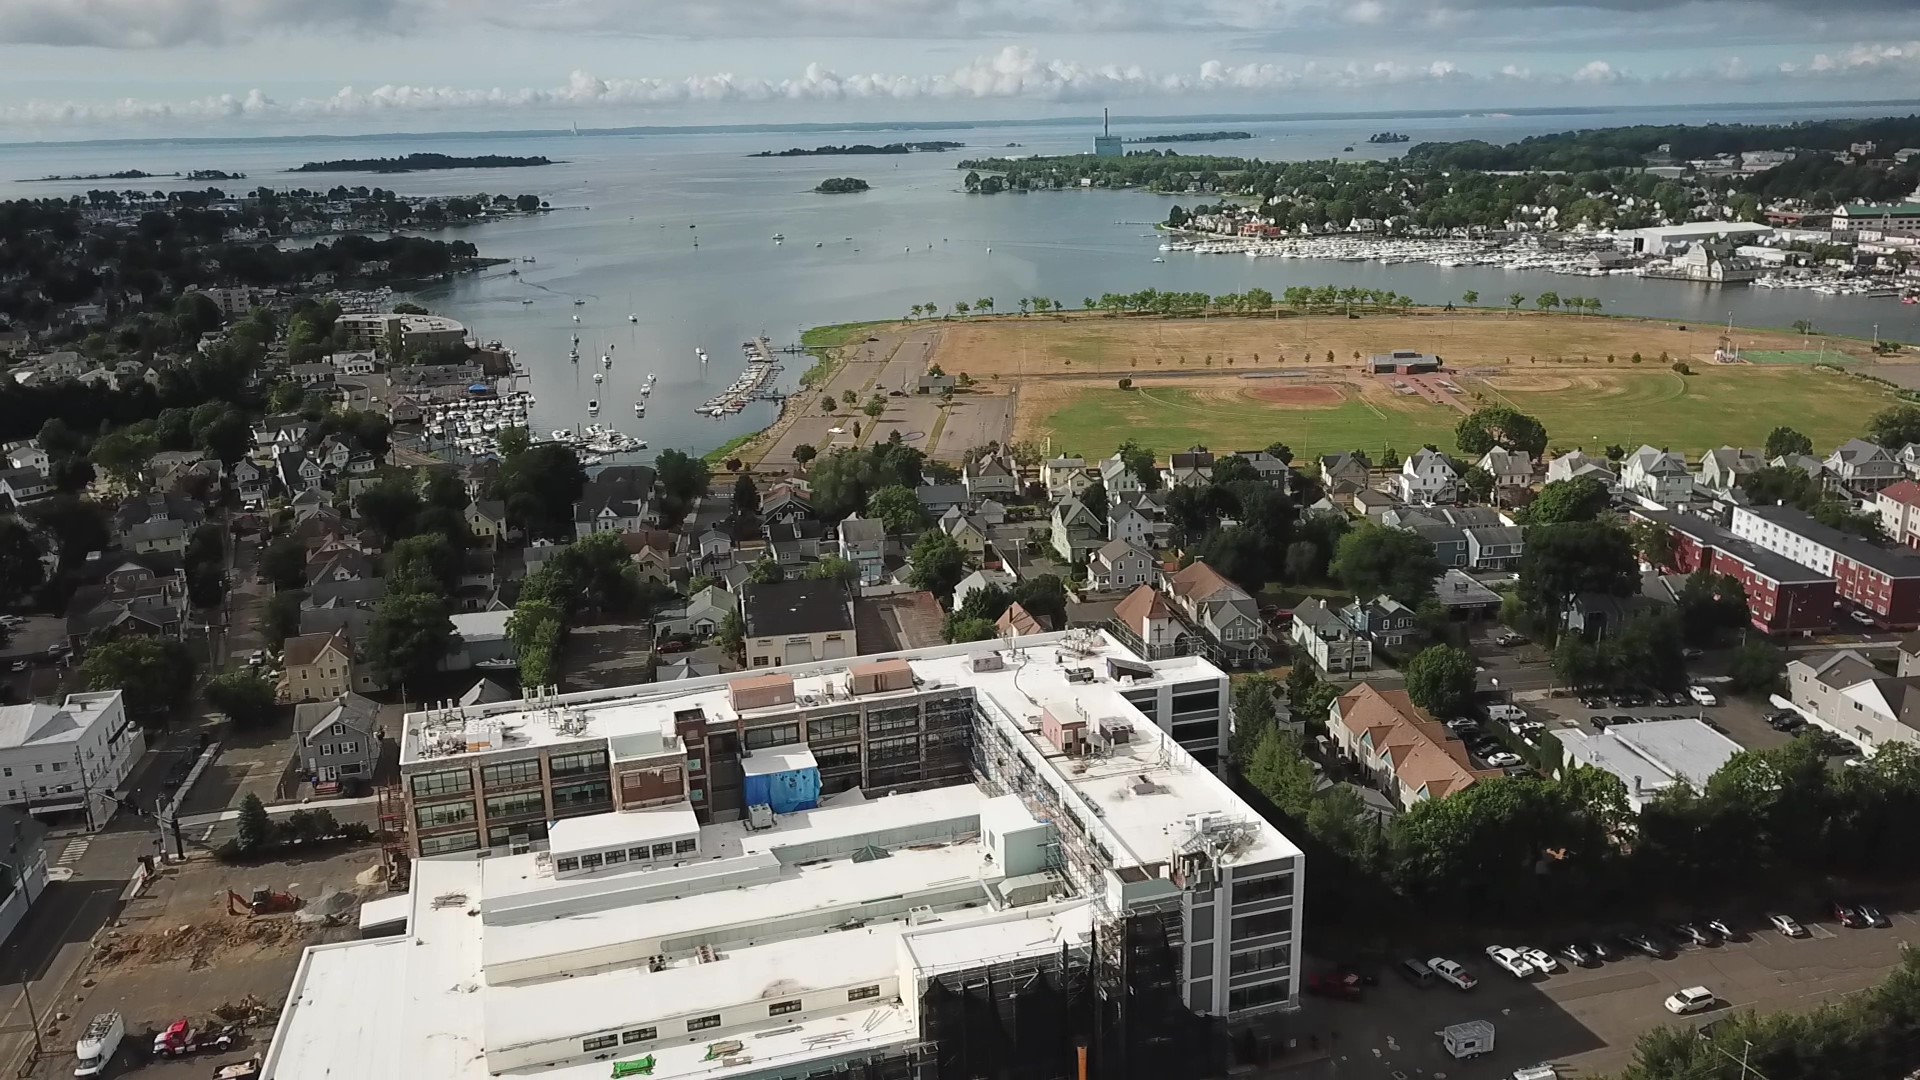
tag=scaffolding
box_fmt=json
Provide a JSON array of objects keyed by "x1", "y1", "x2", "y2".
[
  {"x1": 920, "y1": 947, "x2": 1092, "y2": 1080},
  {"x1": 376, "y1": 782, "x2": 410, "y2": 890}
]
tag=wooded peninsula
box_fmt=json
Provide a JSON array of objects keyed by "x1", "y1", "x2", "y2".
[{"x1": 290, "y1": 153, "x2": 554, "y2": 174}]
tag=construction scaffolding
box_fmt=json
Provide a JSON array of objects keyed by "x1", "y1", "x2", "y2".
[
  {"x1": 920, "y1": 947, "x2": 1092, "y2": 1080},
  {"x1": 376, "y1": 783, "x2": 410, "y2": 890}
]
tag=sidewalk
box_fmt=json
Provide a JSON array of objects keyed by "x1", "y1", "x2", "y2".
[{"x1": 176, "y1": 794, "x2": 379, "y2": 829}]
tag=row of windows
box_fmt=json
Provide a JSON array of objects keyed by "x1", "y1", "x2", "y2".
[
  {"x1": 411, "y1": 769, "x2": 472, "y2": 799},
  {"x1": 746, "y1": 723, "x2": 800, "y2": 750},
  {"x1": 1232, "y1": 872, "x2": 1294, "y2": 906},
  {"x1": 483, "y1": 759, "x2": 542, "y2": 788},
  {"x1": 553, "y1": 779, "x2": 613, "y2": 811},
  {"x1": 867, "y1": 706, "x2": 920, "y2": 735},
  {"x1": 419, "y1": 831, "x2": 479, "y2": 856},
  {"x1": 1229, "y1": 945, "x2": 1291, "y2": 976},
  {"x1": 1230, "y1": 909, "x2": 1292, "y2": 940},
  {"x1": 808, "y1": 714, "x2": 860, "y2": 742},
  {"x1": 868, "y1": 734, "x2": 919, "y2": 768},
  {"x1": 814, "y1": 744, "x2": 862, "y2": 772},
  {"x1": 486, "y1": 791, "x2": 545, "y2": 819},
  {"x1": 1228, "y1": 980, "x2": 1292, "y2": 1012},
  {"x1": 553, "y1": 837, "x2": 697, "y2": 873},
  {"x1": 550, "y1": 749, "x2": 609, "y2": 778},
  {"x1": 415, "y1": 801, "x2": 474, "y2": 831}
]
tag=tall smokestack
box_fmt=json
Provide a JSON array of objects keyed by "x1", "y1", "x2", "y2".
[{"x1": 1103, "y1": 108, "x2": 1110, "y2": 136}]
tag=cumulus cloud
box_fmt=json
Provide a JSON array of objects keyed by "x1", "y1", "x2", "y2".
[{"x1": 0, "y1": 43, "x2": 1915, "y2": 130}]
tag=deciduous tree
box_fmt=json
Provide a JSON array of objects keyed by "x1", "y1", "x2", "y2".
[{"x1": 1404, "y1": 645, "x2": 1477, "y2": 717}]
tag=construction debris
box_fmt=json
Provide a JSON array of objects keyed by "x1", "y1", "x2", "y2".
[{"x1": 95, "y1": 919, "x2": 315, "y2": 971}]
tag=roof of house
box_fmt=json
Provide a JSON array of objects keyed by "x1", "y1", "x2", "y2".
[
  {"x1": 1166, "y1": 560, "x2": 1251, "y2": 604},
  {"x1": 1292, "y1": 598, "x2": 1351, "y2": 636},
  {"x1": 295, "y1": 691, "x2": 381, "y2": 740},
  {"x1": 573, "y1": 465, "x2": 656, "y2": 522},
  {"x1": 837, "y1": 515, "x2": 886, "y2": 544},
  {"x1": 458, "y1": 677, "x2": 515, "y2": 706},
  {"x1": 1167, "y1": 450, "x2": 1214, "y2": 470},
  {"x1": 997, "y1": 602, "x2": 1046, "y2": 636},
  {"x1": 915, "y1": 484, "x2": 968, "y2": 507},
  {"x1": 1334, "y1": 683, "x2": 1492, "y2": 800},
  {"x1": 1829, "y1": 438, "x2": 1892, "y2": 465},
  {"x1": 851, "y1": 591, "x2": 946, "y2": 653},
  {"x1": 468, "y1": 499, "x2": 507, "y2": 524},
  {"x1": 741, "y1": 578, "x2": 855, "y2": 638},
  {"x1": 1882, "y1": 480, "x2": 1920, "y2": 509},
  {"x1": 284, "y1": 630, "x2": 353, "y2": 668},
  {"x1": 1433, "y1": 568, "x2": 1502, "y2": 607},
  {"x1": 1095, "y1": 538, "x2": 1150, "y2": 565},
  {"x1": 1113, "y1": 584, "x2": 1176, "y2": 630}
]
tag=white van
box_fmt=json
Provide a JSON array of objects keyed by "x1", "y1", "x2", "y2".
[
  {"x1": 1487, "y1": 704, "x2": 1527, "y2": 724},
  {"x1": 74, "y1": 1012, "x2": 123, "y2": 1078}
]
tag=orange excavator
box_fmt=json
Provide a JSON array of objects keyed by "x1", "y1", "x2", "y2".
[{"x1": 226, "y1": 887, "x2": 301, "y2": 916}]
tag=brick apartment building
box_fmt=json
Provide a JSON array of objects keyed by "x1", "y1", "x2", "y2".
[
  {"x1": 1729, "y1": 505, "x2": 1920, "y2": 629},
  {"x1": 1631, "y1": 508, "x2": 1836, "y2": 635}
]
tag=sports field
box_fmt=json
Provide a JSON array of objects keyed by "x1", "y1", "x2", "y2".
[{"x1": 1022, "y1": 363, "x2": 1901, "y2": 461}]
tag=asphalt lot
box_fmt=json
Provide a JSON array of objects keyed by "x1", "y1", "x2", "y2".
[{"x1": 1299, "y1": 908, "x2": 1914, "y2": 1078}]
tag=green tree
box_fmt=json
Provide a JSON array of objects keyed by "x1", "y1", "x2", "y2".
[
  {"x1": 1521, "y1": 476, "x2": 1611, "y2": 525},
  {"x1": 79, "y1": 637, "x2": 196, "y2": 723},
  {"x1": 205, "y1": 670, "x2": 278, "y2": 729},
  {"x1": 385, "y1": 534, "x2": 460, "y2": 597},
  {"x1": 1867, "y1": 403, "x2": 1920, "y2": 449},
  {"x1": 0, "y1": 518, "x2": 47, "y2": 603},
  {"x1": 1536, "y1": 291, "x2": 1561, "y2": 312},
  {"x1": 1763, "y1": 425, "x2": 1813, "y2": 460},
  {"x1": 1516, "y1": 521, "x2": 1639, "y2": 641},
  {"x1": 715, "y1": 610, "x2": 745, "y2": 656},
  {"x1": 1245, "y1": 728, "x2": 1314, "y2": 819},
  {"x1": 236, "y1": 792, "x2": 274, "y2": 854},
  {"x1": 1460, "y1": 465, "x2": 1495, "y2": 503},
  {"x1": 864, "y1": 397, "x2": 886, "y2": 419},
  {"x1": 1461, "y1": 290, "x2": 1479, "y2": 305},
  {"x1": 945, "y1": 616, "x2": 999, "y2": 644},
  {"x1": 747, "y1": 557, "x2": 786, "y2": 584},
  {"x1": 1629, "y1": 518, "x2": 1678, "y2": 571},
  {"x1": 867, "y1": 485, "x2": 926, "y2": 533},
  {"x1": 1081, "y1": 480, "x2": 1109, "y2": 524},
  {"x1": 1404, "y1": 645, "x2": 1477, "y2": 717},
  {"x1": 1727, "y1": 640, "x2": 1786, "y2": 695},
  {"x1": 506, "y1": 597, "x2": 563, "y2": 688},
  {"x1": 1507, "y1": 292, "x2": 1525, "y2": 313},
  {"x1": 1676, "y1": 570, "x2": 1750, "y2": 646},
  {"x1": 492, "y1": 444, "x2": 588, "y2": 541},
  {"x1": 1229, "y1": 674, "x2": 1280, "y2": 768},
  {"x1": 733, "y1": 473, "x2": 760, "y2": 515},
  {"x1": 264, "y1": 590, "x2": 305, "y2": 644},
  {"x1": 1115, "y1": 439, "x2": 1161, "y2": 491},
  {"x1": 805, "y1": 556, "x2": 860, "y2": 586},
  {"x1": 91, "y1": 429, "x2": 157, "y2": 488},
  {"x1": 907, "y1": 531, "x2": 969, "y2": 598},
  {"x1": 1453, "y1": 405, "x2": 1549, "y2": 456},
  {"x1": 1330, "y1": 522, "x2": 1441, "y2": 606},
  {"x1": 364, "y1": 592, "x2": 454, "y2": 695},
  {"x1": 653, "y1": 449, "x2": 712, "y2": 528},
  {"x1": 793, "y1": 444, "x2": 818, "y2": 466},
  {"x1": 496, "y1": 426, "x2": 531, "y2": 458}
]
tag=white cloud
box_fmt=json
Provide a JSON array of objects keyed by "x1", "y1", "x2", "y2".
[
  {"x1": 1571, "y1": 60, "x2": 1622, "y2": 83},
  {"x1": 0, "y1": 0, "x2": 403, "y2": 47}
]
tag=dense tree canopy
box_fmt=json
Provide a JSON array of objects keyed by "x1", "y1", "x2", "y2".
[
  {"x1": 1453, "y1": 406, "x2": 1549, "y2": 457},
  {"x1": 1330, "y1": 523, "x2": 1440, "y2": 606}
]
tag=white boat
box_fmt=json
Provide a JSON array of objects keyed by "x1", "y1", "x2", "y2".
[
  {"x1": 587, "y1": 400, "x2": 599, "y2": 413},
  {"x1": 628, "y1": 314, "x2": 638, "y2": 323},
  {"x1": 572, "y1": 315, "x2": 580, "y2": 323},
  {"x1": 573, "y1": 299, "x2": 586, "y2": 306},
  {"x1": 1152, "y1": 257, "x2": 1165, "y2": 263},
  {"x1": 593, "y1": 372, "x2": 605, "y2": 383},
  {"x1": 521, "y1": 298, "x2": 533, "y2": 305},
  {"x1": 772, "y1": 233, "x2": 785, "y2": 241},
  {"x1": 602, "y1": 355, "x2": 612, "y2": 367},
  {"x1": 634, "y1": 403, "x2": 644, "y2": 415}
]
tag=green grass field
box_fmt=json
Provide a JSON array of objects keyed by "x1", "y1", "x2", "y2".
[
  {"x1": 1741, "y1": 349, "x2": 1857, "y2": 366},
  {"x1": 1037, "y1": 366, "x2": 1896, "y2": 460}
]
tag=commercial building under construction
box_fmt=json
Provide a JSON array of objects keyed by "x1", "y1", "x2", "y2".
[{"x1": 263, "y1": 630, "x2": 1304, "y2": 1080}]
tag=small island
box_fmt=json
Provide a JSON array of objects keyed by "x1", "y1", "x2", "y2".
[
  {"x1": 813, "y1": 177, "x2": 871, "y2": 194},
  {"x1": 187, "y1": 169, "x2": 247, "y2": 181},
  {"x1": 1124, "y1": 131, "x2": 1253, "y2": 144},
  {"x1": 290, "y1": 153, "x2": 554, "y2": 174},
  {"x1": 1367, "y1": 132, "x2": 1411, "y2": 144},
  {"x1": 752, "y1": 142, "x2": 962, "y2": 157},
  {"x1": 23, "y1": 169, "x2": 166, "y2": 182}
]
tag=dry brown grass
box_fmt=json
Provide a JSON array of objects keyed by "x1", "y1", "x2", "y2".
[{"x1": 931, "y1": 310, "x2": 1859, "y2": 379}]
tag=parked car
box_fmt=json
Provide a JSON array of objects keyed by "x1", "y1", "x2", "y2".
[
  {"x1": 1768, "y1": 913, "x2": 1808, "y2": 938},
  {"x1": 1855, "y1": 902, "x2": 1891, "y2": 928},
  {"x1": 1518, "y1": 947, "x2": 1558, "y2": 973},
  {"x1": 1617, "y1": 691, "x2": 1649, "y2": 708},
  {"x1": 655, "y1": 639, "x2": 693, "y2": 654},
  {"x1": 1427, "y1": 957, "x2": 1477, "y2": 990},
  {"x1": 1681, "y1": 648, "x2": 1704, "y2": 660},
  {"x1": 1495, "y1": 632, "x2": 1528, "y2": 646},
  {"x1": 1512, "y1": 720, "x2": 1547, "y2": 734},
  {"x1": 1664, "y1": 986, "x2": 1717, "y2": 1014},
  {"x1": 1586, "y1": 938, "x2": 1617, "y2": 962},
  {"x1": 1445, "y1": 718, "x2": 1480, "y2": 734},
  {"x1": 1621, "y1": 930, "x2": 1668, "y2": 958},
  {"x1": 1483, "y1": 751, "x2": 1523, "y2": 768},
  {"x1": 1703, "y1": 918, "x2": 1738, "y2": 941},
  {"x1": 1590, "y1": 715, "x2": 1612, "y2": 730},
  {"x1": 1850, "y1": 609, "x2": 1877, "y2": 627},
  {"x1": 1555, "y1": 941, "x2": 1596, "y2": 967},
  {"x1": 1484, "y1": 946, "x2": 1534, "y2": 979},
  {"x1": 1669, "y1": 922, "x2": 1714, "y2": 947},
  {"x1": 1610, "y1": 714, "x2": 1636, "y2": 727},
  {"x1": 1303, "y1": 972, "x2": 1365, "y2": 1001},
  {"x1": 1397, "y1": 958, "x2": 1436, "y2": 987},
  {"x1": 1831, "y1": 900, "x2": 1868, "y2": 928},
  {"x1": 1687, "y1": 685, "x2": 1719, "y2": 706},
  {"x1": 1766, "y1": 711, "x2": 1805, "y2": 732}
]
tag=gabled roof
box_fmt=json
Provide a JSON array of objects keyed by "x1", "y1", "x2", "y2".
[
  {"x1": 296, "y1": 691, "x2": 381, "y2": 740},
  {"x1": 1095, "y1": 537, "x2": 1150, "y2": 566},
  {"x1": 467, "y1": 498, "x2": 507, "y2": 524},
  {"x1": 1113, "y1": 583, "x2": 1176, "y2": 630},
  {"x1": 1829, "y1": 438, "x2": 1892, "y2": 465},
  {"x1": 573, "y1": 465, "x2": 656, "y2": 522},
  {"x1": 997, "y1": 602, "x2": 1046, "y2": 636},
  {"x1": 1882, "y1": 480, "x2": 1920, "y2": 510},
  {"x1": 1165, "y1": 560, "x2": 1251, "y2": 604},
  {"x1": 837, "y1": 515, "x2": 886, "y2": 543},
  {"x1": 284, "y1": 630, "x2": 353, "y2": 668},
  {"x1": 1334, "y1": 683, "x2": 1493, "y2": 799}
]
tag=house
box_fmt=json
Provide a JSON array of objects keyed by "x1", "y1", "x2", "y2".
[
  {"x1": 975, "y1": 499, "x2": 1007, "y2": 527},
  {"x1": 1090, "y1": 539, "x2": 1155, "y2": 591},
  {"x1": 573, "y1": 465, "x2": 657, "y2": 538},
  {"x1": 655, "y1": 586, "x2": 735, "y2": 640},
  {"x1": 291, "y1": 362, "x2": 335, "y2": 389},
  {"x1": 1896, "y1": 443, "x2": 1920, "y2": 479},
  {"x1": 465, "y1": 499, "x2": 507, "y2": 548},
  {"x1": 0, "y1": 468, "x2": 49, "y2": 507},
  {"x1": 1826, "y1": 438, "x2": 1903, "y2": 493},
  {"x1": 1110, "y1": 584, "x2": 1194, "y2": 660},
  {"x1": 617, "y1": 530, "x2": 677, "y2": 583},
  {"x1": 1290, "y1": 599, "x2": 1372, "y2": 675},
  {"x1": 278, "y1": 449, "x2": 325, "y2": 494},
  {"x1": 1729, "y1": 504, "x2": 1920, "y2": 628},
  {"x1": 1160, "y1": 448, "x2": 1215, "y2": 490},
  {"x1": 1098, "y1": 454, "x2": 1143, "y2": 498},
  {"x1": 851, "y1": 591, "x2": 948, "y2": 653},
  {"x1": 1549, "y1": 718, "x2": 1744, "y2": 811},
  {"x1": 445, "y1": 609, "x2": 515, "y2": 669},
  {"x1": 1621, "y1": 445, "x2": 1692, "y2": 504},
  {"x1": 765, "y1": 520, "x2": 827, "y2": 565},
  {"x1": 1432, "y1": 568, "x2": 1503, "y2": 620},
  {"x1": 0, "y1": 691, "x2": 144, "y2": 832},
  {"x1": 1107, "y1": 494, "x2": 1163, "y2": 546},
  {"x1": 835, "y1": 515, "x2": 887, "y2": 586},
  {"x1": 1397, "y1": 449, "x2": 1458, "y2": 505},
  {"x1": 232, "y1": 459, "x2": 269, "y2": 507},
  {"x1": 997, "y1": 602, "x2": 1046, "y2": 636},
  {"x1": 1544, "y1": 449, "x2": 1615, "y2": 486},
  {"x1": 1772, "y1": 452, "x2": 1829, "y2": 484},
  {"x1": 916, "y1": 373, "x2": 955, "y2": 395},
  {"x1": 291, "y1": 692, "x2": 383, "y2": 790},
  {"x1": 937, "y1": 507, "x2": 991, "y2": 558},
  {"x1": 1230, "y1": 450, "x2": 1293, "y2": 487},
  {"x1": 1339, "y1": 596, "x2": 1417, "y2": 649},
  {"x1": 1163, "y1": 561, "x2": 1266, "y2": 667},
  {"x1": 915, "y1": 484, "x2": 969, "y2": 517},
  {"x1": 760, "y1": 485, "x2": 816, "y2": 526},
  {"x1": 113, "y1": 492, "x2": 203, "y2": 549},
  {"x1": 1042, "y1": 457, "x2": 1091, "y2": 500},
  {"x1": 1050, "y1": 498, "x2": 1105, "y2": 560},
  {"x1": 961, "y1": 452, "x2": 1017, "y2": 499},
  {"x1": 279, "y1": 629, "x2": 382, "y2": 702},
  {"x1": 1476, "y1": 447, "x2": 1533, "y2": 490},
  {"x1": 2, "y1": 441, "x2": 48, "y2": 474},
  {"x1": 1319, "y1": 452, "x2": 1372, "y2": 493},
  {"x1": 657, "y1": 658, "x2": 724, "y2": 681},
  {"x1": 696, "y1": 528, "x2": 735, "y2": 570},
  {"x1": 1464, "y1": 525, "x2": 1526, "y2": 570},
  {"x1": 63, "y1": 568, "x2": 188, "y2": 646},
  {"x1": 1881, "y1": 481, "x2": 1920, "y2": 549},
  {"x1": 739, "y1": 578, "x2": 857, "y2": 668},
  {"x1": 1696, "y1": 446, "x2": 1763, "y2": 496},
  {"x1": 1330, "y1": 684, "x2": 1496, "y2": 809},
  {"x1": 1788, "y1": 649, "x2": 1920, "y2": 755},
  {"x1": 306, "y1": 548, "x2": 376, "y2": 586},
  {"x1": 953, "y1": 568, "x2": 1017, "y2": 613}
]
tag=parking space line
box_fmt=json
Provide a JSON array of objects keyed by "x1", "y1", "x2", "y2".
[{"x1": 1809, "y1": 923, "x2": 1837, "y2": 939}]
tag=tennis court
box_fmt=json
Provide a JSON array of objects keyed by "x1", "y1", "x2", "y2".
[{"x1": 1742, "y1": 349, "x2": 1857, "y2": 366}]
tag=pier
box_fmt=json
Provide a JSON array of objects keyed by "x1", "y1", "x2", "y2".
[{"x1": 696, "y1": 337, "x2": 784, "y2": 416}]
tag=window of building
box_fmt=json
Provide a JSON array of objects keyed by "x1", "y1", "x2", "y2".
[
  {"x1": 1229, "y1": 945, "x2": 1291, "y2": 976},
  {"x1": 867, "y1": 707, "x2": 919, "y2": 736},
  {"x1": 603, "y1": 848, "x2": 627, "y2": 865},
  {"x1": 848, "y1": 985, "x2": 881, "y2": 1002},
  {"x1": 687, "y1": 1015, "x2": 722, "y2": 1033},
  {"x1": 621, "y1": 1028, "x2": 656, "y2": 1045},
  {"x1": 488, "y1": 821, "x2": 549, "y2": 848},
  {"x1": 332, "y1": 723, "x2": 346, "y2": 736},
  {"x1": 414, "y1": 801, "x2": 474, "y2": 831},
  {"x1": 808, "y1": 714, "x2": 860, "y2": 742},
  {"x1": 485, "y1": 791, "x2": 546, "y2": 819},
  {"x1": 752, "y1": 656, "x2": 769, "y2": 667},
  {"x1": 652, "y1": 842, "x2": 674, "y2": 859},
  {"x1": 419, "y1": 832, "x2": 480, "y2": 857},
  {"x1": 1228, "y1": 982, "x2": 1291, "y2": 1012},
  {"x1": 769, "y1": 1000, "x2": 803, "y2": 1016},
  {"x1": 582, "y1": 1034, "x2": 618, "y2": 1052},
  {"x1": 552, "y1": 779, "x2": 612, "y2": 812},
  {"x1": 813, "y1": 744, "x2": 861, "y2": 773},
  {"x1": 745, "y1": 723, "x2": 799, "y2": 750},
  {"x1": 50, "y1": 762, "x2": 62, "y2": 772},
  {"x1": 481, "y1": 759, "x2": 542, "y2": 788},
  {"x1": 411, "y1": 769, "x2": 473, "y2": 798},
  {"x1": 1230, "y1": 910, "x2": 1291, "y2": 940},
  {"x1": 550, "y1": 749, "x2": 609, "y2": 779},
  {"x1": 1233, "y1": 873, "x2": 1293, "y2": 906},
  {"x1": 868, "y1": 734, "x2": 918, "y2": 767},
  {"x1": 675, "y1": 837, "x2": 698, "y2": 854},
  {"x1": 555, "y1": 856, "x2": 580, "y2": 872}
]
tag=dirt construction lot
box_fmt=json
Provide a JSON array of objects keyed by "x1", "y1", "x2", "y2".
[{"x1": 26, "y1": 846, "x2": 381, "y2": 1080}]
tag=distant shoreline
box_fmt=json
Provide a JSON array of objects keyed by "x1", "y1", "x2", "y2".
[
  {"x1": 290, "y1": 153, "x2": 555, "y2": 174},
  {"x1": 751, "y1": 141, "x2": 963, "y2": 157}
]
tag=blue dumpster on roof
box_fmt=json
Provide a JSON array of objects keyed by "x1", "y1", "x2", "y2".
[{"x1": 741, "y1": 747, "x2": 821, "y2": 814}]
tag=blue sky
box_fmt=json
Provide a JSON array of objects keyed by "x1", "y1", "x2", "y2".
[{"x1": 1, "y1": 0, "x2": 1918, "y2": 137}]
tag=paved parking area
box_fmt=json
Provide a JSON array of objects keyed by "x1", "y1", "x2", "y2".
[
  {"x1": 1300, "y1": 911, "x2": 1913, "y2": 1078},
  {"x1": 1527, "y1": 690, "x2": 1793, "y2": 755}
]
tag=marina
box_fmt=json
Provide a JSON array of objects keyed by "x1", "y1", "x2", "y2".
[
  {"x1": 696, "y1": 337, "x2": 784, "y2": 417},
  {"x1": 421, "y1": 390, "x2": 536, "y2": 457}
]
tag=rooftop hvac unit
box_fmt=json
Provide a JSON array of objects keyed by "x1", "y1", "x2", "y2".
[{"x1": 747, "y1": 803, "x2": 774, "y2": 830}]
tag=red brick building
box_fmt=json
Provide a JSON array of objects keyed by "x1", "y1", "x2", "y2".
[
  {"x1": 1729, "y1": 505, "x2": 1920, "y2": 630},
  {"x1": 1631, "y1": 508, "x2": 1836, "y2": 635}
]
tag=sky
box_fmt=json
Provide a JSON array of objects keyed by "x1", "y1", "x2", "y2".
[{"x1": 1, "y1": 0, "x2": 1919, "y2": 139}]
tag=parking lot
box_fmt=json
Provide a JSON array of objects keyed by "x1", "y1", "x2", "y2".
[{"x1": 1299, "y1": 906, "x2": 1915, "y2": 1078}]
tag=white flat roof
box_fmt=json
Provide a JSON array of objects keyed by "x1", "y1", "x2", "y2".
[
  {"x1": 741, "y1": 746, "x2": 818, "y2": 777},
  {"x1": 900, "y1": 902, "x2": 1094, "y2": 975},
  {"x1": 548, "y1": 805, "x2": 700, "y2": 854}
]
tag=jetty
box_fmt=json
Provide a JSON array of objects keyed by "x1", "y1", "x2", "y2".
[{"x1": 696, "y1": 337, "x2": 784, "y2": 417}]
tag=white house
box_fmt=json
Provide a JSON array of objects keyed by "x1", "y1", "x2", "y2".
[
  {"x1": 0, "y1": 691, "x2": 145, "y2": 832},
  {"x1": 835, "y1": 515, "x2": 887, "y2": 585},
  {"x1": 1090, "y1": 539, "x2": 1155, "y2": 591},
  {"x1": 1622, "y1": 445, "x2": 1692, "y2": 504},
  {"x1": 1160, "y1": 449, "x2": 1215, "y2": 490},
  {"x1": 1545, "y1": 449, "x2": 1615, "y2": 486},
  {"x1": 953, "y1": 568, "x2": 1016, "y2": 612},
  {"x1": 1289, "y1": 598, "x2": 1371, "y2": 675},
  {"x1": 1396, "y1": 449, "x2": 1459, "y2": 505},
  {"x1": 1476, "y1": 447, "x2": 1534, "y2": 490},
  {"x1": 1696, "y1": 446, "x2": 1763, "y2": 496},
  {"x1": 1826, "y1": 438, "x2": 1903, "y2": 493},
  {"x1": 1050, "y1": 498, "x2": 1104, "y2": 560},
  {"x1": 1041, "y1": 457, "x2": 1091, "y2": 500},
  {"x1": 1098, "y1": 454, "x2": 1142, "y2": 498}
]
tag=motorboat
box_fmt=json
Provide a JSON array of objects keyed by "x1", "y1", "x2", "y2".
[
  {"x1": 593, "y1": 372, "x2": 605, "y2": 383},
  {"x1": 521, "y1": 298, "x2": 533, "y2": 304},
  {"x1": 628, "y1": 314, "x2": 638, "y2": 322},
  {"x1": 573, "y1": 299, "x2": 586, "y2": 306},
  {"x1": 772, "y1": 233, "x2": 785, "y2": 241},
  {"x1": 572, "y1": 315, "x2": 580, "y2": 323},
  {"x1": 587, "y1": 400, "x2": 600, "y2": 413},
  {"x1": 602, "y1": 354, "x2": 612, "y2": 367},
  {"x1": 1151, "y1": 257, "x2": 1165, "y2": 263}
]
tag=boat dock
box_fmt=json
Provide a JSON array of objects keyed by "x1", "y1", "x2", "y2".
[{"x1": 696, "y1": 337, "x2": 784, "y2": 417}]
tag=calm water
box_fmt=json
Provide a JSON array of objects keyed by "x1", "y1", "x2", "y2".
[{"x1": 8, "y1": 103, "x2": 1920, "y2": 456}]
